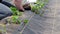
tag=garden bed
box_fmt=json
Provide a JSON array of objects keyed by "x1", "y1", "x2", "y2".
[
  {"x1": 0, "y1": 0, "x2": 49, "y2": 34},
  {"x1": 0, "y1": 10, "x2": 34, "y2": 34}
]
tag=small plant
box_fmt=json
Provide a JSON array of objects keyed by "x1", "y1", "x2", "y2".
[
  {"x1": 35, "y1": 11, "x2": 40, "y2": 14},
  {"x1": 6, "y1": 7, "x2": 23, "y2": 24},
  {"x1": 7, "y1": 16, "x2": 21, "y2": 24},
  {"x1": 11, "y1": 16, "x2": 19, "y2": 24},
  {"x1": 30, "y1": 0, "x2": 48, "y2": 16},
  {"x1": 23, "y1": 19, "x2": 29, "y2": 24},
  {"x1": 10, "y1": 7, "x2": 17, "y2": 15},
  {"x1": 16, "y1": 19, "x2": 21, "y2": 24},
  {"x1": 10, "y1": 7, "x2": 23, "y2": 16},
  {"x1": 31, "y1": 5, "x2": 36, "y2": 12}
]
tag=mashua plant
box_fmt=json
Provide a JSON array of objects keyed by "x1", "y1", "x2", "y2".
[
  {"x1": 30, "y1": 0, "x2": 48, "y2": 16},
  {"x1": 8, "y1": 7, "x2": 29, "y2": 24},
  {"x1": 6, "y1": 7, "x2": 23, "y2": 24},
  {"x1": 10, "y1": 7, "x2": 23, "y2": 16}
]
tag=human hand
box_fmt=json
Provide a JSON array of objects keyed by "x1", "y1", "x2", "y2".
[{"x1": 14, "y1": 0, "x2": 25, "y2": 12}]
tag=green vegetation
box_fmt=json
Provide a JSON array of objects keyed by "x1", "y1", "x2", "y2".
[
  {"x1": 7, "y1": 0, "x2": 48, "y2": 24},
  {"x1": 10, "y1": 7, "x2": 23, "y2": 16},
  {"x1": 30, "y1": 0, "x2": 48, "y2": 16},
  {"x1": 6, "y1": 7, "x2": 23, "y2": 24},
  {"x1": 10, "y1": 7, "x2": 29, "y2": 24},
  {"x1": 11, "y1": 16, "x2": 21, "y2": 24},
  {"x1": 24, "y1": 19, "x2": 29, "y2": 24}
]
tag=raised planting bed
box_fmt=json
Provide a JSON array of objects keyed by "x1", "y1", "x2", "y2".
[
  {"x1": 0, "y1": 0, "x2": 49, "y2": 34},
  {"x1": 0, "y1": 10, "x2": 34, "y2": 34}
]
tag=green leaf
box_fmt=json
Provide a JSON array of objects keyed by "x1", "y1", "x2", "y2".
[
  {"x1": 11, "y1": 16, "x2": 18, "y2": 23},
  {"x1": 10, "y1": 7, "x2": 17, "y2": 11},
  {"x1": 24, "y1": 19, "x2": 29, "y2": 24},
  {"x1": 17, "y1": 11, "x2": 23, "y2": 16},
  {"x1": 17, "y1": 20, "x2": 21, "y2": 24}
]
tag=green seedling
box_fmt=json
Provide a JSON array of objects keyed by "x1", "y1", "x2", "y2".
[
  {"x1": 11, "y1": 16, "x2": 21, "y2": 24},
  {"x1": 17, "y1": 11, "x2": 23, "y2": 16},
  {"x1": 10, "y1": 7, "x2": 23, "y2": 16},
  {"x1": 10, "y1": 7, "x2": 17, "y2": 11},
  {"x1": 30, "y1": 0, "x2": 48, "y2": 16},
  {"x1": 24, "y1": 19, "x2": 29, "y2": 24},
  {"x1": 10, "y1": 7, "x2": 18, "y2": 15},
  {"x1": 35, "y1": 11, "x2": 40, "y2": 14},
  {"x1": 30, "y1": 5, "x2": 36, "y2": 12},
  {"x1": 9, "y1": 6, "x2": 23, "y2": 24},
  {"x1": 16, "y1": 19, "x2": 21, "y2": 24},
  {"x1": 12, "y1": 16, "x2": 18, "y2": 24}
]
